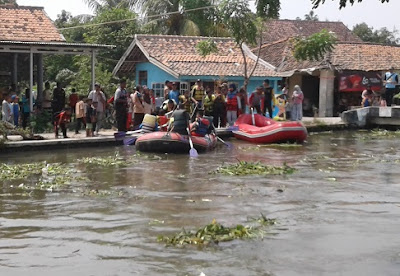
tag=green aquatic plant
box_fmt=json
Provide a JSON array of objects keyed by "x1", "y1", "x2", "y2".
[
  {"x1": 355, "y1": 129, "x2": 400, "y2": 140},
  {"x1": 78, "y1": 155, "x2": 130, "y2": 167},
  {"x1": 158, "y1": 217, "x2": 274, "y2": 246},
  {"x1": 213, "y1": 161, "x2": 296, "y2": 176},
  {"x1": 0, "y1": 162, "x2": 45, "y2": 180}
]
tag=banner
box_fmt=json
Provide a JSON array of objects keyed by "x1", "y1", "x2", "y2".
[{"x1": 339, "y1": 71, "x2": 383, "y2": 92}]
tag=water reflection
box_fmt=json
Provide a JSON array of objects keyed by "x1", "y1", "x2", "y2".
[{"x1": 0, "y1": 131, "x2": 400, "y2": 275}]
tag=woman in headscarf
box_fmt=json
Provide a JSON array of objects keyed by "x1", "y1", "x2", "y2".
[{"x1": 291, "y1": 85, "x2": 304, "y2": 121}]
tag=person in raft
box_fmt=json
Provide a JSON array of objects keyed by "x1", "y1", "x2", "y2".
[
  {"x1": 191, "y1": 109, "x2": 211, "y2": 137},
  {"x1": 54, "y1": 107, "x2": 72, "y2": 139}
]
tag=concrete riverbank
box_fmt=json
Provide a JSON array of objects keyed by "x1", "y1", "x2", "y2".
[{"x1": 1, "y1": 117, "x2": 347, "y2": 153}]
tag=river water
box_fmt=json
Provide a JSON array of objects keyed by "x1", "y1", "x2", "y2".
[{"x1": 1, "y1": 131, "x2": 400, "y2": 276}]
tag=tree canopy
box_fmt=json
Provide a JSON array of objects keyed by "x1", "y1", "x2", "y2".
[
  {"x1": 312, "y1": 0, "x2": 389, "y2": 9},
  {"x1": 352, "y1": 23, "x2": 399, "y2": 45}
]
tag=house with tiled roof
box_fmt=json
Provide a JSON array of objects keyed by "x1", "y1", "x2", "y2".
[
  {"x1": 0, "y1": 3, "x2": 112, "y2": 109},
  {"x1": 113, "y1": 34, "x2": 284, "y2": 98},
  {"x1": 261, "y1": 19, "x2": 362, "y2": 44}
]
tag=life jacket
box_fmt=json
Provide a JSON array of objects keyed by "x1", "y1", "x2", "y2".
[
  {"x1": 192, "y1": 85, "x2": 205, "y2": 102},
  {"x1": 192, "y1": 117, "x2": 210, "y2": 137},
  {"x1": 141, "y1": 114, "x2": 157, "y2": 133},
  {"x1": 226, "y1": 92, "x2": 238, "y2": 111},
  {"x1": 171, "y1": 110, "x2": 189, "y2": 135},
  {"x1": 204, "y1": 95, "x2": 215, "y2": 114},
  {"x1": 158, "y1": 115, "x2": 169, "y2": 131},
  {"x1": 179, "y1": 95, "x2": 192, "y2": 113}
]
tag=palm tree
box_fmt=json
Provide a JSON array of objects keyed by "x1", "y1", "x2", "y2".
[
  {"x1": 83, "y1": 0, "x2": 135, "y2": 13},
  {"x1": 304, "y1": 10, "x2": 319, "y2": 21}
]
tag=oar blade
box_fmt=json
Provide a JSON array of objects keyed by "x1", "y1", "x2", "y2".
[
  {"x1": 190, "y1": 148, "x2": 198, "y2": 158},
  {"x1": 123, "y1": 137, "x2": 137, "y2": 146}
]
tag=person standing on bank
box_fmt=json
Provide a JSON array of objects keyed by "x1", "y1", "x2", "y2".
[
  {"x1": 88, "y1": 83, "x2": 106, "y2": 135},
  {"x1": 262, "y1": 79, "x2": 275, "y2": 118},
  {"x1": 133, "y1": 85, "x2": 145, "y2": 130},
  {"x1": 52, "y1": 82, "x2": 65, "y2": 115},
  {"x1": 291, "y1": 85, "x2": 304, "y2": 121},
  {"x1": 114, "y1": 79, "x2": 128, "y2": 132},
  {"x1": 384, "y1": 67, "x2": 398, "y2": 106}
]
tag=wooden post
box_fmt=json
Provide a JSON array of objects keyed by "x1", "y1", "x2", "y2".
[{"x1": 29, "y1": 50, "x2": 34, "y2": 113}]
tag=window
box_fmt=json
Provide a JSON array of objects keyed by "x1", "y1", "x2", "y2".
[
  {"x1": 151, "y1": 83, "x2": 164, "y2": 98},
  {"x1": 139, "y1": 71, "x2": 148, "y2": 86},
  {"x1": 180, "y1": 82, "x2": 189, "y2": 94}
]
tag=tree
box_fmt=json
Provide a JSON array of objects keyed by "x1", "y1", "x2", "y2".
[
  {"x1": 83, "y1": 0, "x2": 135, "y2": 13},
  {"x1": 196, "y1": 0, "x2": 280, "y2": 91},
  {"x1": 353, "y1": 23, "x2": 399, "y2": 45},
  {"x1": 291, "y1": 29, "x2": 337, "y2": 61},
  {"x1": 312, "y1": 0, "x2": 389, "y2": 9},
  {"x1": 304, "y1": 10, "x2": 319, "y2": 21}
]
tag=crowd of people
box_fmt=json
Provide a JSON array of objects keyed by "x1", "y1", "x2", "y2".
[{"x1": 0, "y1": 78, "x2": 305, "y2": 139}]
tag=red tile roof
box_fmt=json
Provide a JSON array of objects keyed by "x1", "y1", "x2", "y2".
[
  {"x1": 261, "y1": 19, "x2": 362, "y2": 44},
  {"x1": 259, "y1": 39, "x2": 400, "y2": 73},
  {"x1": 115, "y1": 34, "x2": 281, "y2": 77},
  {"x1": 0, "y1": 6, "x2": 64, "y2": 42}
]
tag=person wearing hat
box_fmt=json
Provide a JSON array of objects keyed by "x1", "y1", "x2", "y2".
[
  {"x1": 191, "y1": 79, "x2": 205, "y2": 109},
  {"x1": 383, "y1": 67, "x2": 398, "y2": 106},
  {"x1": 262, "y1": 79, "x2": 275, "y2": 118},
  {"x1": 88, "y1": 83, "x2": 106, "y2": 135},
  {"x1": 11, "y1": 95, "x2": 19, "y2": 127}
]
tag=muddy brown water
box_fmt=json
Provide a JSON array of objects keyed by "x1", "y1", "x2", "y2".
[{"x1": 1, "y1": 131, "x2": 400, "y2": 276}]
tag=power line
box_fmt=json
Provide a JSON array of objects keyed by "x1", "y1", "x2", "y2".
[{"x1": 58, "y1": 5, "x2": 217, "y2": 31}]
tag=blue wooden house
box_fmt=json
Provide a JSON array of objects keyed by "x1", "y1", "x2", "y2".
[{"x1": 113, "y1": 34, "x2": 283, "y2": 99}]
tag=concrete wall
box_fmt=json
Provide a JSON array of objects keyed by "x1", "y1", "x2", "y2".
[{"x1": 319, "y1": 69, "x2": 335, "y2": 117}]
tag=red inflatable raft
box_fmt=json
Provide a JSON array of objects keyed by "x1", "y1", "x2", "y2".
[
  {"x1": 135, "y1": 131, "x2": 217, "y2": 153},
  {"x1": 233, "y1": 114, "x2": 307, "y2": 144}
]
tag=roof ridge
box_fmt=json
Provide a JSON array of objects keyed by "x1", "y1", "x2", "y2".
[
  {"x1": 336, "y1": 41, "x2": 400, "y2": 47},
  {"x1": 0, "y1": 5, "x2": 44, "y2": 10},
  {"x1": 135, "y1": 34, "x2": 233, "y2": 40},
  {"x1": 268, "y1": 19, "x2": 345, "y2": 24}
]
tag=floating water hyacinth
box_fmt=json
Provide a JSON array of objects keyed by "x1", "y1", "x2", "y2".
[
  {"x1": 213, "y1": 161, "x2": 296, "y2": 176},
  {"x1": 158, "y1": 215, "x2": 276, "y2": 246}
]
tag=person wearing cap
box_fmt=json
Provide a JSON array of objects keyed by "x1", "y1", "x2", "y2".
[
  {"x1": 11, "y1": 95, "x2": 19, "y2": 127},
  {"x1": 88, "y1": 83, "x2": 106, "y2": 135},
  {"x1": 262, "y1": 79, "x2": 275, "y2": 118},
  {"x1": 383, "y1": 67, "x2": 398, "y2": 106},
  {"x1": 168, "y1": 82, "x2": 180, "y2": 106},
  {"x1": 191, "y1": 79, "x2": 205, "y2": 109}
]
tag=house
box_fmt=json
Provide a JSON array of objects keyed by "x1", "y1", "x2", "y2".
[
  {"x1": 256, "y1": 19, "x2": 397, "y2": 117},
  {"x1": 113, "y1": 34, "x2": 284, "y2": 99},
  {"x1": 260, "y1": 37, "x2": 400, "y2": 116},
  {"x1": 0, "y1": 3, "x2": 112, "y2": 108}
]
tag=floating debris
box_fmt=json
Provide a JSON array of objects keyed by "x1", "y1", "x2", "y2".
[
  {"x1": 77, "y1": 154, "x2": 130, "y2": 167},
  {"x1": 213, "y1": 161, "x2": 296, "y2": 176},
  {"x1": 158, "y1": 215, "x2": 275, "y2": 246}
]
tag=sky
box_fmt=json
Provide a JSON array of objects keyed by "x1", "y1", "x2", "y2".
[{"x1": 17, "y1": 0, "x2": 400, "y2": 31}]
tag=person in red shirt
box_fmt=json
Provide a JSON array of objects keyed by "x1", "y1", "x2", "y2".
[
  {"x1": 54, "y1": 107, "x2": 72, "y2": 138},
  {"x1": 191, "y1": 109, "x2": 211, "y2": 137}
]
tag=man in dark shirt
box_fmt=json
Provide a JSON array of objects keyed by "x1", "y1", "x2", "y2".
[
  {"x1": 262, "y1": 79, "x2": 275, "y2": 118},
  {"x1": 52, "y1": 82, "x2": 66, "y2": 114}
]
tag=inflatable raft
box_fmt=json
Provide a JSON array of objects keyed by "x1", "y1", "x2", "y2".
[
  {"x1": 135, "y1": 131, "x2": 217, "y2": 153},
  {"x1": 233, "y1": 114, "x2": 307, "y2": 144}
]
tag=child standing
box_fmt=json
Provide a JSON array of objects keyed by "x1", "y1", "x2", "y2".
[
  {"x1": 11, "y1": 95, "x2": 19, "y2": 127},
  {"x1": 75, "y1": 96, "x2": 85, "y2": 134},
  {"x1": 54, "y1": 107, "x2": 72, "y2": 138}
]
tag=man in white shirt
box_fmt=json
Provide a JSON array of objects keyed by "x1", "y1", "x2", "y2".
[{"x1": 88, "y1": 83, "x2": 106, "y2": 135}]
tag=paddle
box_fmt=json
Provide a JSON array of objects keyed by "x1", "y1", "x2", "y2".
[
  {"x1": 251, "y1": 107, "x2": 256, "y2": 126},
  {"x1": 123, "y1": 136, "x2": 137, "y2": 146},
  {"x1": 186, "y1": 127, "x2": 198, "y2": 158},
  {"x1": 212, "y1": 123, "x2": 232, "y2": 148}
]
